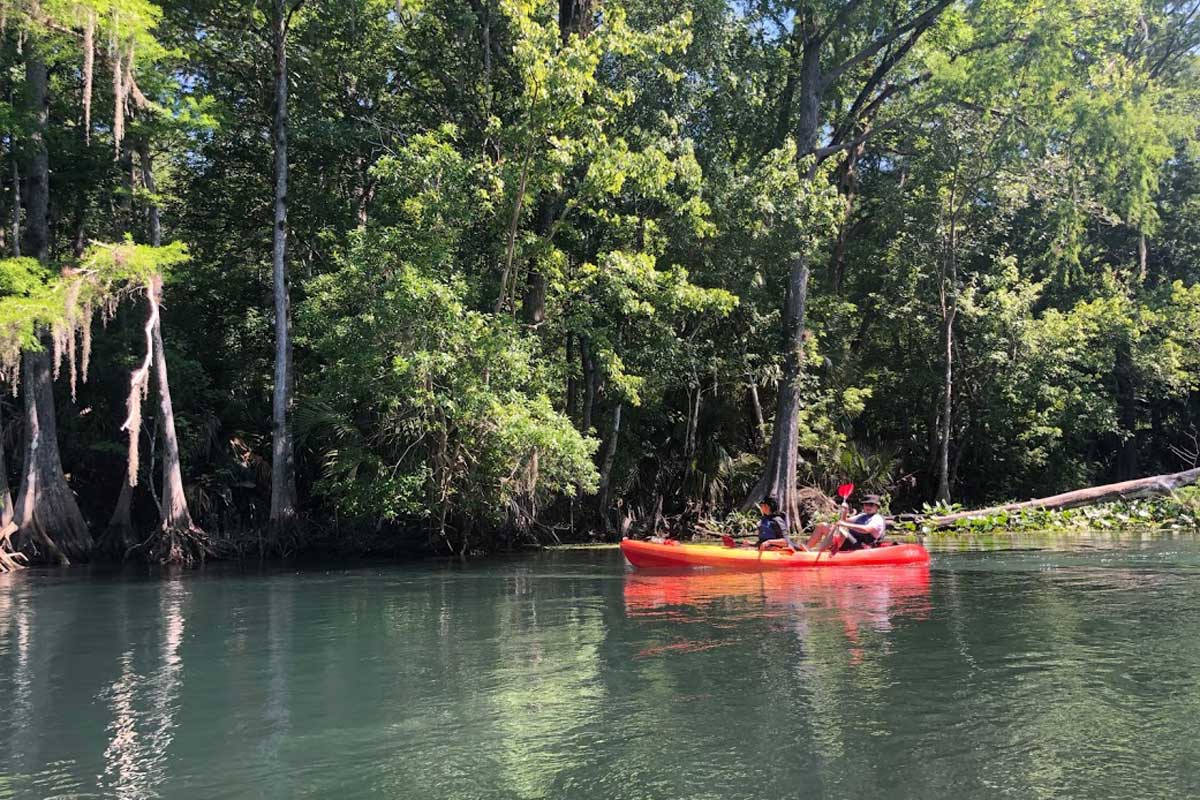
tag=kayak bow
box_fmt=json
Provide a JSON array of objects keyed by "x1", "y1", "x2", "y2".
[{"x1": 620, "y1": 538, "x2": 930, "y2": 570}]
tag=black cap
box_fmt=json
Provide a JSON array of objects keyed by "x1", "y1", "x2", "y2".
[{"x1": 861, "y1": 494, "x2": 882, "y2": 506}]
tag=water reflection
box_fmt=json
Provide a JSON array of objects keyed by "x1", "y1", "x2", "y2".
[
  {"x1": 2, "y1": 548, "x2": 1200, "y2": 799},
  {"x1": 99, "y1": 576, "x2": 190, "y2": 799},
  {"x1": 623, "y1": 565, "x2": 932, "y2": 634},
  {"x1": 0, "y1": 574, "x2": 34, "y2": 780}
]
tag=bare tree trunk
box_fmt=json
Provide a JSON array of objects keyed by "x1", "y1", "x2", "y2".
[
  {"x1": 684, "y1": 384, "x2": 700, "y2": 462},
  {"x1": 747, "y1": 380, "x2": 765, "y2": 446},
  {"x1": 270, "y1": 0, "x2": 298, "y2": 529},
  {"x1": 138, "y1": 147, "x2": 209, "y2": 564},
  {"x1": 829, "y1": 139, "x2": 866, "y2": 295},
  {"x1": 353, "y1": 155, "x2": 372, "y2": 227},
  {"x1": 118, "y1": 140, "x2": 134, "y2": 233},
  {"x1": 101, "y1": 478, "x2": 136, "y2": 556},
  {"x1": 14, "y1": 347, "x2": 91, "y2": 563},
  {"x1": 744, "y1": 37, "x2": 822, "y2": 525},
  {"x1": 520, "y1": 196, "x2": 555, "y2": 325},
  {"x1": 919, "y1": 467, "x2": 1200, "y2": 529},
  {"x1": 1138, "y1": 232, "x2": 1148, "y2": 284},
  {"x1": 565, "y1": 332, "x2": 577, "y2": 421},
  {"x1": 580, "y1": 337, "x2": 596, "y2": 434},
  {"x1": 149, "y1": 276, "x2": 210, "y2": 564},
  {"x1": 0, "y1": 400, "x2": 18, "y2": 572},
  {"x1": 9, "y1": 149, "x2": 18, "y2": 257},
  {"x1": 0, "y1": 402, "x2": 12, "y2": 530},
  {"x1": 935, "y1": 182, "x2": 960, "y2": 505},
  {"x1": 11, "y1": 45, "x2": 91, "y2": 565},
  {"x1": 935, "y1": 301, "x2": 956, "y2": 504},
  {"x1": 1115, "y1": 340, "x2": 1139, "y2": 481},
  {"x1": 139, "y1": 143, "x2": 161, "y2": 247},
  {"x1": 596, "y1": 402, "x2": 621, "y2": 533}
]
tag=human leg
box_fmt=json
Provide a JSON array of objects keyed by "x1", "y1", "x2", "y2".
[{"x1": 806, "y1": 522, "x2": 833, "y2": 550}]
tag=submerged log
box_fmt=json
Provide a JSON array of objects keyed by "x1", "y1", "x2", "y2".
[{"x1": 916, "y1": 467, "x2": 1200, "y2": 529}]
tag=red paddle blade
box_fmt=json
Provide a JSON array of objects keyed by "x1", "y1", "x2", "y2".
[{"x1": 836, "y1": 482, "x2": 854, "y2": 499}]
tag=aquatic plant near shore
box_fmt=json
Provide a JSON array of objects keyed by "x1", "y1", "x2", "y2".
[{"x1": 896, "y1": 489, "x2": 1200, "y2": 534}]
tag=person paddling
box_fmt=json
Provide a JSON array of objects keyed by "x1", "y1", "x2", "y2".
[{"x1": 806, "y1": 494, "x2": 887, "y2": 552}]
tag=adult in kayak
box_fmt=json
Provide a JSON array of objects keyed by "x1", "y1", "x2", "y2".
[{"x1": 806, "y1": 494, "x2": 887, "y2": 552}]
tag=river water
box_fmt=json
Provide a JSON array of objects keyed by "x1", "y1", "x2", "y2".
[{"x1": 2, "y1": 536, "x2": 1199, "y2": 799}]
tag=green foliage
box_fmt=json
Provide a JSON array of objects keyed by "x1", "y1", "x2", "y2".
[
  {"x1": 899, "y1": 492, "x2": 1200, "y2": 535},
  {"x1": 298, "y1": 133, "x2": 598, "y2": 531},
  {"x1": 0, "y1": 257, "x2": 57, "y2": 364},
  {"x1": 4, "y1": 0, "x2": 1200, "y2": 551}
]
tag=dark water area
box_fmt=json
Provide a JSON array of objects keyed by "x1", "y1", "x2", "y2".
[{"x1": 2, "y1": 535, "x2": 1200, "y2": 799}]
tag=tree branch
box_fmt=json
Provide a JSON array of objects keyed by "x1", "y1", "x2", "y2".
[
  {"x1": 284, "y1": 0, "x2": 306, "y2": 37},
  {"x1": 821, "y1": 0, "x2": 954, "y2": 90},
  {"x1": 818, "y1": 0, "x2": 867, "y2": 45}
]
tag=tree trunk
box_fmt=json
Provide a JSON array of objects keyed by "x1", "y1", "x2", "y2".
[
  {"x1": 1138, "y1": 232, "x2": 1148, "y2": 284},
  {"x1": 8, "y1": 154, "x2": 18, "y2": 257},
  {"x1": 935, "y1": 184, "x2": 960, "y2": 505},
  {"x1": 935, "y1": 308, "x2": 956, "y2": 504},
  {"x1": 684, "y1": 384, "x2": 700, "y2": 462},
  {"x1": 149, "y1": 276, "x2": 210, "y2": 564},
  {"x1": 270, "y1": 0, "x2": 298, "y2": 529},
  {"x1": 771, "y1": 28, "x2": 802, "y2": 150},
  {"x1": 1115, "y1": 339, "x2": 1139, "y2": 481},
  {"x1": 918, "y1": 467, "x2": 1200, "y2": 529},
  {"x1": 520, "y1": 195, "x2": 555, "y2": 326},
  {"x1": 0, "y1": 391, "x2": 16, "y2": 571},
  {"x1": 21, "y1": 55, "x2": 48, "y2": 264},
  {"x1": 596, "y1": 402, "x2": 621, "y2": 533},
  {"x1": 100, "y1": 478, "x2": 136, "y2": 557},
  {"x1": 829, "y1": 139, "x2": 866, "y2": 295},
  {"x1": 139, "y1": 147, "x2": 209, "y2": 564},
  {"x1": 747, "y1": 380, "x2": 765, "y2": 447},
  {"x1": 565, "y1": 332, "x2": 577, "y2": 421},
  {"x1": 118, "y1": 140, "x2": 134, "y2": 233},
  {"x1": 139, "y1": 143, "x2": 161, "y2": 247},
  {"x1": 0, "y1": 402, "x2": 12, "y2": 530},
  {"x1": 744, "y1": 36, "x2": 822, "y2": 524},
  {"x1": 11, "y1": 45, "x2": 90, "y2": 565},
  {"x1": 14, "y1": 347, "x2": 91, "y2": 564},
  {"x1": 580, "y1": 337, "x2": 596, "y2": 434}
]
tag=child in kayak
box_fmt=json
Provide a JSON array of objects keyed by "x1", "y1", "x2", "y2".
[
  {"x1": 806, "y1": 494, "x2": 887, "y2": 552},
  {"x1": 751, "y1": 496, "x2": 799, "y2": 551}
]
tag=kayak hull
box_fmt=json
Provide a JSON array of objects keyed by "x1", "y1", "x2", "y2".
[{"x1": 620, "y1": 538, "x2": 930, "y2": 570}]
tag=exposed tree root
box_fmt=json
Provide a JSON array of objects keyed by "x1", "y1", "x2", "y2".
[
  {"x1": 0, "y1": 521, "x2": 27, "y2": 572},
  {"x1": 128, "y1": 523, "x2": 214, "y2": 567}
]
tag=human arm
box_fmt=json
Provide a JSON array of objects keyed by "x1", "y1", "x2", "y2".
[{"x1": 837, "y1": 515, "x2": 886, "y2": 541}]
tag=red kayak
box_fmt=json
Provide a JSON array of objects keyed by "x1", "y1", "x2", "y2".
[{"x1": 620, "y1": 537, "x2": 930, "y2": 570}]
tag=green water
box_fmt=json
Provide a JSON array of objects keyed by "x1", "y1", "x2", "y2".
[{"x1": 2, "y1": 536, "x2": 1200, "y2": 799}]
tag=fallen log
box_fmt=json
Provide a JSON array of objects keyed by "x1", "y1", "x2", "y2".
[{"x1": 911, "y1": 467, "x2": 1200, "y2": 530}]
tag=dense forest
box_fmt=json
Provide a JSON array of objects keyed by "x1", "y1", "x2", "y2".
[{"x1": 0, "y1": 0, "x2": 1198, "y2": 565}]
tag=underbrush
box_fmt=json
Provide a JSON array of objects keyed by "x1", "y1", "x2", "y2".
[{"x1": 897, "y1": 487, "x2": 1200, "y2": 534}]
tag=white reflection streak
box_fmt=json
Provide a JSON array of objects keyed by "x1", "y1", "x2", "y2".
[
  {"x1": 101, "y1": 652, "x2": 144, "y2": 795},
  {"x1": 101, "y1": 578, "x2": 188, "y2": 799},
  {"x1": 0, "y1": 580, "x2": 34, "y2": 769},
  {"x1": 261, "y1": 580, "x2": 292, "y2": 800}
]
